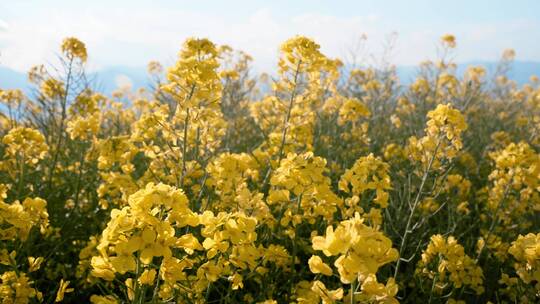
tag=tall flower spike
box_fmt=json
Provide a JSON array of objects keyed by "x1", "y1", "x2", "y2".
[{"x1": 61, "y1": 37, "x2": 88, "y2": 62}]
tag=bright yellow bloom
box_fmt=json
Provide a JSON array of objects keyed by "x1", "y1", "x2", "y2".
[
  {"x1": 441, "y1": 34, "x2": 456, "y2": 48},
  {"x1": 417, "y1": 234, "x2": 484, "y2": 295},
  {"x1": 41, "y1": 78, "x2": 65, "y2": 99},
  {"x1": 90, "y1": 295, "x2": 118, "y2": 304},
  {"x1": 308, "y1": 255, "x2": 333, "y2": 276},
  {"x1": 338, "y1": 98, "x2": 370, "y2": 125},
  {"x1": 357, "y1": 274, "x2": 399, "y2": 304},
  {"x1": 508, "y1": 233, "x2": 540, "y2": 286},
  {"x1": 55, "y1": 279, "x2": 74, "y2": 302},
  {"x1": 339, "y1": 153, "x2": 391, "y2": 208},
  {"x1": 27, "y1": 257, "x2": 44, "y2": 272},
  {"x1": 2, "y1": 127, "x2": 48, "y2": 166},
  {"x1": 311, "y1": 280, "x2": 343, "y2": 304},
  {"x1": 138, "y1": 269, "x2": 157, "y2": 285},
  {"x1": 61, "y1": 37, "x2": 88, "y2": 62},
  {"x1": 0, "y1": 271, "x2": 40, "y2": 303},
  {"x1": 312, "y1": 214, "x2": 398, "y2": 284}
]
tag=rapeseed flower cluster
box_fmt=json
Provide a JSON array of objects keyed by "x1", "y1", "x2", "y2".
[{"x1": 416, "y1": 234, "x2": 484, "y2": 295}]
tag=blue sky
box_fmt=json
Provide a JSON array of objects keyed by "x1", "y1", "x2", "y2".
[{"x1": 1, "y1": 0, "x2": 539, "y2": 73}]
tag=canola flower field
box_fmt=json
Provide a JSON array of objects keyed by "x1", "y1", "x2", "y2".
[{"x1": 0, "y1": 35, "x2": 539, "y2": 304}]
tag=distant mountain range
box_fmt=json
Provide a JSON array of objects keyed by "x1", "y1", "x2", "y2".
[
  {"x1": 394, "y1": 61, "x2": 540, "y2": 85},
  {"x1": 0, "y1": 65, "x2": 152, "y2": 96},
  {"x1": 1, "y1": 61, "x2": 539, "y2": 96}
]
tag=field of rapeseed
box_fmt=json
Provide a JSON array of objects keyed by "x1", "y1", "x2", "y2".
[{"x1": 0, "y1": 35, "x2": 538, "y2": 303}]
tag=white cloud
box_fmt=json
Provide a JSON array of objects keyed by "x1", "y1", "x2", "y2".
[
  {"x1": 0, "y1": 5, "x2": 538, "y2": 74},
  {"x1": 0, "y1": 19, "x2": 8, "y2": 31}
]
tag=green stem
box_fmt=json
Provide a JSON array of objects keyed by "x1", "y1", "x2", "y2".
[
  {"x1": 394, "y1": 139, "x2": 441, "y2": 279},
  {"x1": 277, "y1": 60, "x2": 302, "y2": 163}
]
